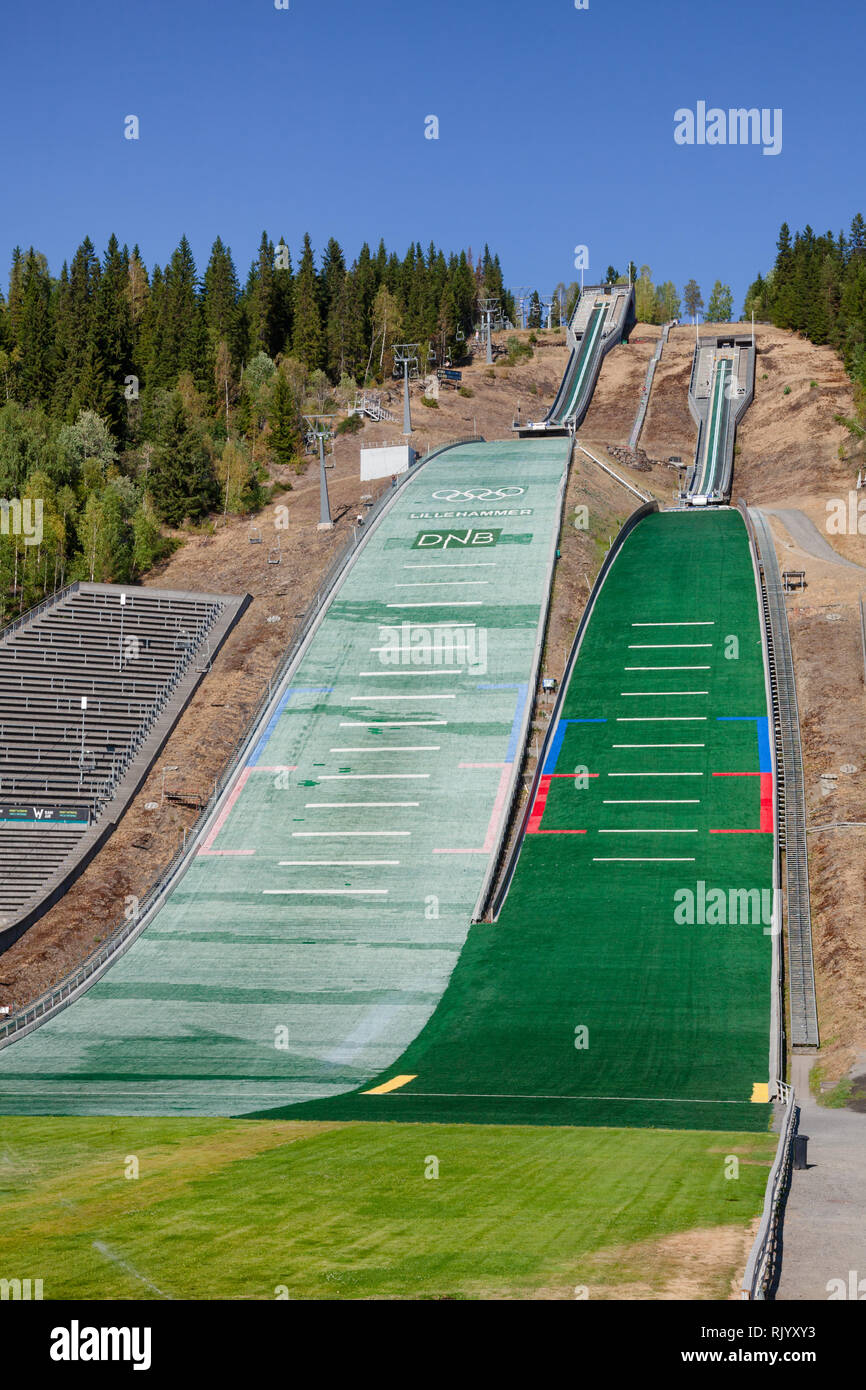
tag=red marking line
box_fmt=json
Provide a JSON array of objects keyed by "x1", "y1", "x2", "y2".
[
  {"x1": 709, "y1": 771, "x2": 774, "y2": 833},
  {"x1": 198, "y1": 764, "x2": 298, "y2": 856},
  {"x1": 760, "y1": 771, "x2": 774, "y2": 832},
  {"x1": 527, "y1": 774, "x2": 552, "y2": 833},
  {"x1": 527, "y1": 772, "x2": 596, "y2": 834},
  {"x1": 434, "y1": 765, "x2": 511, "y2": 855}
]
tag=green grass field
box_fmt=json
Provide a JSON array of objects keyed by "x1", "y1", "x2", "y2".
[{"x1": 0, "y1": 1116, "x2": 775, "y2": 1300}]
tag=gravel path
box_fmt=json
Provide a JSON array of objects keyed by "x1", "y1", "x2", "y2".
[
  {"x1": 776, "y1": 1053, "x2": 866, "y2": 1300},
  {"x1": 760, "y1": 507, "x2": 865, "y2": 569}
]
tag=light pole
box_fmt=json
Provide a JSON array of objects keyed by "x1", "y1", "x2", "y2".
[
  {"x1": 304, "y1": 416, "x2": 336, "y2": 529},
  {"x1": 392, "y1": 345, "x2": 419, "y2": 435},
  {"x1": 78, "y1": 697, "x2": 87, "y2": 793}
]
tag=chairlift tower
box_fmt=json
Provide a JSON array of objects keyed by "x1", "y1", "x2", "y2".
[
  {"x1": 510, "y1": 287, "x2": 531, "y2": 330},
  {"x1": 393, "y1": 343, "x2": 420, "y2": 434},
  {"x1": 477, "y1": 297, "x2": 499, "y2": 365},
  {"x1": 304, "y1": 415, "x2": 336, "y2": 529},
  {"x1": 539, "y1": 295, "x2": 555, "y2": 331}
]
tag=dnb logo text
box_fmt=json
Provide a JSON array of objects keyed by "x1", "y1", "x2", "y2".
[{"x1": 413, "y1": 527, "x2": 501, "y2": 550}]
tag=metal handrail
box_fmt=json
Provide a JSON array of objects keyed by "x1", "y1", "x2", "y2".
[
  {"x1": 741, "y1": 1087, "x2": 797, "y2": 1299},
  {"x1": 0, "y1": 581, "x2": 80, "y2": 644},
  {"x1": 0, "y1": 436, "x2": 483, "y2": 1044}
]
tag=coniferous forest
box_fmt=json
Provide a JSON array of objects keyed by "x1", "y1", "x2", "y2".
[
  {"x1": 0, "y1": 232, "x2": 511, "y2": 620},
  {"x1": 744, "y1": 215, "x2": 866, "y2": 382}
]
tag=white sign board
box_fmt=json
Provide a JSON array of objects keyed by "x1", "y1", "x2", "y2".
[{"x1": 360, "y1": 444, "x2": 416, "y2": 483}]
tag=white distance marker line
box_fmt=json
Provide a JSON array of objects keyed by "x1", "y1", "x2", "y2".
[
  {"x1": 593, "y1": 857, "x2": 697, "y2": 863},
  {"x1": 318, "y1": 773, "x2": 430, "y2": 780},
  {"x1": 291, "y1": 831, "x2": 411, "y2": 838},
  {"x1": 349, "y1": 694, "x2": 455, "y2": 702},
  {"x1": 608, "y1": 767, "x2": 706, "y2": 778},
  {"x1": 279, "y1": 850, "x2": 400, "y2": 861},
  {"x1": 615, "y1": 716, "x2": 707, "y2": 722},
  {"x1": 394, "y1": 580, "x2": 490, "y2": 587},
  {"x1": 403, "y1": 562, "x2": 497, "y2": 569},
  {"x1": 613, "y1": 743, "x2": 705, "y2": 748},
  {"x1": 264, "y1": 888, "x2": 389, "y2": 896},
  {"x1": 329, "y1": 746, "x2": 440, "y2": 753},
  {"x1": 386, "y1": 601, "x2": 483, "y2": 609},
  {"x1": 358, "y1": 671, "x2": 461, "y2": 677},
  {"x1": 597, "y1": 828, "x2": 698, "y2": 834},
  {"x1": 603, "y1": 799, "x2": 700, "y2": 804},
  {"x1": 628, "y1": 643, "x2": 713, "y2": 649},
  {"x1": 339, "y1": 720, "x2": 447, "y2": 727},
  {"x1": 631, "y1": 621, "x2": 715, "y2": 627},
  {"x1": 620, "y1": 691, "x2": 708, "y2": 697},
  {"x1": 304, "y1": 801, "x2": 420, "y2": 808},
  {"x1": 625, "y1": 665, "x2": 711, "y2": 671}
]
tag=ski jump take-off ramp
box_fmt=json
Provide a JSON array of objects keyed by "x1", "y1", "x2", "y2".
[{"x1": 519, "y1": 283, "x2": 636, "y2": 436}]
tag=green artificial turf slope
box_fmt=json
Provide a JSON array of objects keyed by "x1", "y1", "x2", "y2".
[{"x1": 269, "y1": 509, "x2": 774, "y2": 1130}]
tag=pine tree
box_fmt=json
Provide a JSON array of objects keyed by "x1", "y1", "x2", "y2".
[
  {"x1": 292, "y1": 234, "x2": 324, "y2": 370},
  {"x1": 150, "y1": 392, "x2": 218, "y2": 525},
  {"x1": 90, "y1": 234, "x2": 134, "y2": 434},
  {"x1": 156, "y1": 237, "x2": 207, "y2": 389},
  {"x1": 268, "y1": 366, "x2": 301, "y2": 468},
  {"x1": 16, "y1": 250, "x2": 54, "y2": 406},
  {"x1": 245, "y1": 231, "x2": 279, "y2": 358},
  {"x1": 683, "y1": 279, "x2": 704, "y2": 322},
  {"x1": 203, "y1": 237, "x2": 241, "y2": 353}
]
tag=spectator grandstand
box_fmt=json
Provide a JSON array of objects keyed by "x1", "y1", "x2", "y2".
[{"x1": 0, "y1": 582, "x2": 249, "y2": 950}]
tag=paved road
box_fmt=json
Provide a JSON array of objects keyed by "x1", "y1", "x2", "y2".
[
  {"x1": 776, "y1": 1053, "x2": 866, "y2": 1300},
  {"x1": 760, "y1": 507, "x2": 864, "y2": 570}
]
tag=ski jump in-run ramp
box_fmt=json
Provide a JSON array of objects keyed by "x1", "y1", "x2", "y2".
[
  {"x1": 0, "y1": 438, "x2": 571, "y2": 1118},
  {"x1": 290, "y1": 508, "x2": 776, "y2": 1132}
]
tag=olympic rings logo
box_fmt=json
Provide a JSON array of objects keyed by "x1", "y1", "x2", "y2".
[{"x1": 430, "y1": 486, "x2": 526, "y2": 502}]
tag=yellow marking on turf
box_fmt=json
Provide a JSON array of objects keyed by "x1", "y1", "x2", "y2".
[
  {"x1": 751, "y1": 1082, "x2": 770, "y2": 1103},
  {"x1": 363, "y1": 1074, "x2": 417, "y2": 1095}
]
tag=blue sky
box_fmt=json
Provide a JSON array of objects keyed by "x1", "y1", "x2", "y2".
[{"x1": 1, "y1": 0, "x2": 863, "y2": 312}]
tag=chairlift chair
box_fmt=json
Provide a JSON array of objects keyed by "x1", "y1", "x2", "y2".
[
  {"x1": 248, "y1": 527, "x2": 263, "y2": 545},
  {"x1": 267, "y1": 539, "x2": 282, "y2": 565}
]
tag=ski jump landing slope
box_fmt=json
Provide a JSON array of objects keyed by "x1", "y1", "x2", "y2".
[
  {"x1": 0, "y1": 439, "x2": 570, "y2": 1117},
  {"x1": 288, "y1": 509, "x2": 775, "y2": 1131}
]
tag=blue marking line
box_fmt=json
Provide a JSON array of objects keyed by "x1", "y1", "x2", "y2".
[
  {"x1": 248, "y1": 687, "x2": 333, "y2": 766},
  {"x1": 541, "y1": 717, "x2": 607, "y2": 775},
  {"x1": 716, "y1": 715, "x2": 772, "y2": 774},
  {"x1": 505, "y1": 685, "x2": 529, "y2": 764},
  {"x1": 477, "y1": 682, "x2": 529, "y2": 765}
]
